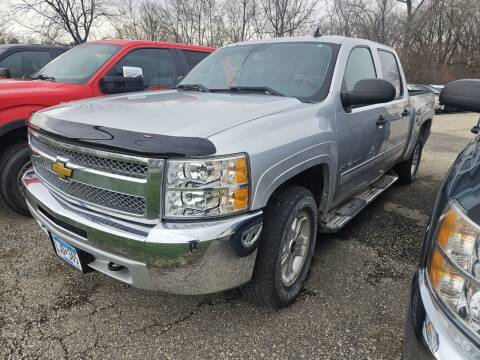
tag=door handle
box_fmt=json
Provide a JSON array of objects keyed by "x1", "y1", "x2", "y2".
[
  {"x1": 376, "y1": 115, "x2": 388, "y2": 126},
  {"x1": 401, "y1": 109, "x2": 410, "y2": 117}
]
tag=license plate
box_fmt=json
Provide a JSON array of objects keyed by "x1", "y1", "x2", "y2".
[{"x1": 51, "y1": 233, "x2": 83, "y2": 271}]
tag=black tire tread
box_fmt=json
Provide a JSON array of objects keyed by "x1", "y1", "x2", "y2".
[
  {"x1": 0, "y1": 141, "x2": 30, "y2": 216},
  {"x1": 241, "y1": 185, "x2": 317, "y2": 307}
]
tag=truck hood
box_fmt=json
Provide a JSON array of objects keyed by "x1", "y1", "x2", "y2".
[
  {"x1": 31, "y1": 90, "x2": 303, "y2": 157},
  {"x1": 36, "y1": 89, "x2": 302, "y2": 139},
  {"x1": 0, "y1": 79, "x2": 65, "y2": 93},
  {"x1": 0, "y1": 79, "x2": 66, "y2": 110}
]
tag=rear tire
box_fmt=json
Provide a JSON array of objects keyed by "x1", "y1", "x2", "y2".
[
  {"x1": 0, "y1": 142, "x2": 31, "y2": 216},
  {"x1": 241, "y1": 185, "x2": 318, "y2": 307},
  {"x1": 395, "y1": 140, "x2": 423, "y2": 185}
]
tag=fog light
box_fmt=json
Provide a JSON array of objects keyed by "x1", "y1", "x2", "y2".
[
  {"x1": 241, "y1": 223, "x2": 262, "y2": 248},
  {"x1": 423, "y1": 316, "x2": 439, "y2": 353}
]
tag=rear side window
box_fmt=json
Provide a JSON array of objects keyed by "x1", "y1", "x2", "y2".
[
  {"x1": 182, "y1": 50, "x2": 210, "y2": 70},
  {"x1": 0, "y1": 50, "x2": 52, "y2": 78},
  {"x1": 343, "y1": 47, "x2": 376, "y2": 91},
  {"x1": 378, "y1": 50, "x2": 403, "y2": 98},
  {"x1": 109, "y1": 48, "x2": 176, "y2": 88}
]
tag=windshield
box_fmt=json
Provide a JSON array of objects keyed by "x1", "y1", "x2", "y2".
[
  {"x1": 180, "y1": 42, "x2": 337, "y2": 100},
  {"x1": 33, "y1": 43, "x2": 121, "y2": 84}
]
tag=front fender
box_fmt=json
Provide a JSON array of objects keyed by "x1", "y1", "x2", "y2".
[
  {"x1": 252, "y1": 142, "x2": 336, "y2": 210},
  {"x1": 0, "y1": 104, "x2": 47, "y2": 129}
]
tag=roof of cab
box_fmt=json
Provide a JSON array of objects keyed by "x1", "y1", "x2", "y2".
[
  {"x1": 226, "y1": 35, "x2": 395, "y2": 51},
  {"x1": 0, "y1": 43, "x2": 68, "y2": 50},
  {"x1": 88, "y1": 39, "x2": 215, "y2": 52}
]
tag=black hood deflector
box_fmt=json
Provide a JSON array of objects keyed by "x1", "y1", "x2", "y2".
[{"x1": 29, "y1": 116, "x2": 216, "y2": 158}]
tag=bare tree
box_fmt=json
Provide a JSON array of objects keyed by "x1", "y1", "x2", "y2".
[
  {"x1": 11, "y1": 0, "x2": 111, "y2": 44},
  {"x1": 222, "y1": 0, "x2": 259, "y2": 42},
  {"x1": 261, "y1": 0, "x2": 318, "y2": 37}
]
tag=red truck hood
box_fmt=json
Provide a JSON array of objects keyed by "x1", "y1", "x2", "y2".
[
  {"x1": 0, "y1": 79, "x2": 65, "y2": 92},
  {"x1": 0, "y1": 79, "x2": 67, "y2": 111}
]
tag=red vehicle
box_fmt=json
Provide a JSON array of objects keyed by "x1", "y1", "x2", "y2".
[{"x1": 0, "y1": 40, "x2": 214, "y2": 215}]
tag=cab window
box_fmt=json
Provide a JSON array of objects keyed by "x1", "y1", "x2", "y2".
[
  {"x1": 108, "y1": 48, "x2": 176, "y2": 88},
  {"x1": 378, "y1": 50, "x2": 403, "y2": 98},
  {"x1": 343, "y1": 47, "x2": 377, "y2": 91},
  {"x1": 182, "y1": 50, "x2": 210, "y2": 69},
  {"x1": 0, "y1": 50, "x2": 52, "y2": 78}
]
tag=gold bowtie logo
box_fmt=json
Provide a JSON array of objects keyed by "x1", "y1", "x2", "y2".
[{"x1": 51, "y1": 161, "x2": 73, "y2": 179}]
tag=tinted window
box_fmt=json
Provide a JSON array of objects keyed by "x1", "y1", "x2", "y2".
[
  {"x1": 0, "y1": 51, "x2": 51, "y2": 78},
  {"x1": 108, "y1": 48, "x2": 176, "y2": 88},
  {"x1": 21, "y1": 51, "x2": 52, "y2": 76},
  {"x1": 344, "y1": 47, "x2": 376, "y2": 91},
  {"x1": 378, "y1": 50, "x2": 403, "y2": 97},
  {"x1": 0, "y1": 52, "x2": 22, "y2": 78},
  {"x1": 181, "y1": 42, "x2": 335, "y2": 100},
  {"x1": 33, "y1": 44, "x2": 120, "y2": 84},
  {"x1": 183, "y1": 50, "x2": 210, "y2": 69}
]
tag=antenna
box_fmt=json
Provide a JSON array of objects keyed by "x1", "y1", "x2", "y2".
[{"x1": 314, "y1": 27, "x2": 321, "y2": 38}]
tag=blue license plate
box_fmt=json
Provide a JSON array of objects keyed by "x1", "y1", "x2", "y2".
[{"x1": 51, "y1": 233, "x2": 83, "y2": 271}]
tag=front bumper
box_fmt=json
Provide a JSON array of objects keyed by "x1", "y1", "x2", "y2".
[
  {"x1": 23, "y1": 169, "x2": 262, "y2": 295},
  {"x1": 403, "y1": 269, "x2": 480, "y2": 359}
]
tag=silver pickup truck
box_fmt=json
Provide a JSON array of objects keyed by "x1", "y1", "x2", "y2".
[{"x1": 23, "y1": 36, "x2": 435, "y2": 307}]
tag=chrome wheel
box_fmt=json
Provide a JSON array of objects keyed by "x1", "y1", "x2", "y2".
[
  {"x1": 411, "y1": 143, "x2": 421, "y2": 178},
  {"x1": 280, "y1": 210, "x2": 312, "y2": 287}
]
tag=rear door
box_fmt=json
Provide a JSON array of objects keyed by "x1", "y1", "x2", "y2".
[
  {"x1": 335, "y1": 46, "x2": 389, "y2": 203},
  {"x1": 377, "y1": 49, "x2": 410, "y2": 166}
]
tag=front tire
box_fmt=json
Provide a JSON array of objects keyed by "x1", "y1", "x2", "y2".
[
  {"x1": 0, "y1": 142, "x2": 31, "y2": 216},
  {"x1": 241, "y1": 185, "x2": 318, "y2": 307}
]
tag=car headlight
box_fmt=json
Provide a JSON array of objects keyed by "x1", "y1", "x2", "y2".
[
  {"x1": 427, "y1": 200, "x2": 480, "y2": 335},
  {"x1": 164, "y1": 154, "x2": 249, "y2": 218}
]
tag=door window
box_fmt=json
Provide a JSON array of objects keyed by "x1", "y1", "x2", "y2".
[
  {"x1": 0, "y1": 50, "x2": 52, "y2": 78},
  {"x1": 108, "y1": 48, "x2": 176, "y2": 88},
  {"x1": 21, "y1": 51, "x2": 52, "y2": 76},
  {"x1": 182, "y1": 50, "x2": 210, "y2": 70},
  {"x1": 378, "y1": 50, "x2": 403, "y2": 98},
  {"x1": 343, "y1": 47, "x2": 376, "y2": 91}
]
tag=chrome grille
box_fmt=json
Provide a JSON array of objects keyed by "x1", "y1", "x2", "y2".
[
  {"x1": 35, "y1": 165, "x2": 146, "y2": 215},
  {"x1": 30, "y1": 135, "x2": 148, "y2": 178},
  {"x1": 28, "y1": 130, "x2": 163, "y2": 223}
]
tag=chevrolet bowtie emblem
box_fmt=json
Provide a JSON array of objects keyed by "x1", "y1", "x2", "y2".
[{"x1": 51, "y1": 160, "x2": 73, "y2": 179}]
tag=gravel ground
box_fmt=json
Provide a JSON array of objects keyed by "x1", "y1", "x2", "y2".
[{"x1": 1, "y1": 112, "x2": 478, "y2": 359}]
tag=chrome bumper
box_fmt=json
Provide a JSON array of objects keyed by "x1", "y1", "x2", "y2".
[
  {"x1": 406, "y1": 270, "x2": 480, "y2": 359},
  {"x1": 23, "y1": 169, "x2": 262, "y2": 295}
]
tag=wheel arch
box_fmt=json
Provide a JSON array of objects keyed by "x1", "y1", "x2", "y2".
[
  {"x1": 252, "y1": 157, "x2": 335, "y2": 216},
  {"x1": 0, "y1": 119, "x2": 28, "y2": 154}
]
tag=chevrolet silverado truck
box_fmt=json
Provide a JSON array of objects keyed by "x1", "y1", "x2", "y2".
[
  {"x1": 23, "y1": 36, "x2": 435, "y2": 307},
  {"x1": 0, "y1": 40, "x2": 214, "y2": 215}
]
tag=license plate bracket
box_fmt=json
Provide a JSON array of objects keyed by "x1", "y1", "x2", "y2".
[{"x1": 50, "y1": 233, "x2": 93, "y2": 273}]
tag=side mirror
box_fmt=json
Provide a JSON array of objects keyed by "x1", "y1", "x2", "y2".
[
  {"x1": 440, "y1": 79, "x2": 480, "y2": 112},
  {"x1": 101, "y1": 66, "x2": 144, "y2": 94},
  {"x1": 341, "y1": 79, "x2": 396, "y2": 109},
  {"x1": 0, "y1": 68, "x2": 11, "y2": 79},
  {"x1": 122, "y1": 66, "x2": 143, "y2": 79}
]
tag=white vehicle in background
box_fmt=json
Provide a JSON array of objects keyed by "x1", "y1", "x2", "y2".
[{"x1": 407, "y1": 84, "x2": 443, "y2": 113}]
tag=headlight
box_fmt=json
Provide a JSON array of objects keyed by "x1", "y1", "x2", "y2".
[
  {"x1": 164, "y1": 154, "x2": 249, "y2": 218},
  {"x1": 427, "y1": 200, "x2": 480, "y2": 335}
]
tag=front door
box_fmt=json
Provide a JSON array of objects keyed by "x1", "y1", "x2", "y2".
[{"x1": 335, "y1": 46, "x2": 389, "y2": 205}]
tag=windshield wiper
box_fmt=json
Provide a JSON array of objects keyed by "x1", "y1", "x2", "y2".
[
  {"x1": 31, "y1": 74, "x2": 56, "y2": 82},
  {"x1": 176, "y1": 84, "x2": 210, "y2": 92},
  {"x1": 228, "y1": 86, "x2": 285, "y2": 97}
]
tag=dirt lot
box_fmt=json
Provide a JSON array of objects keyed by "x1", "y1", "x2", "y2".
[{"x1": 1, "y1": 112, "x2": 478, "y2": 359}]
